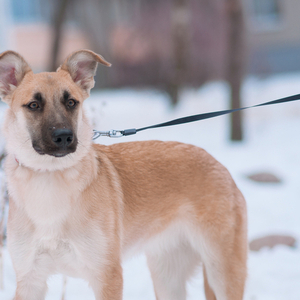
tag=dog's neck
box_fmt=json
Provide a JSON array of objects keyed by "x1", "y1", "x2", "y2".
[
  {"x1": 7, "y1": 133, "x2": 93, "y2": 172},
  {"x1": 11, "y1": 147, "x2": 96, "y2": 174}
]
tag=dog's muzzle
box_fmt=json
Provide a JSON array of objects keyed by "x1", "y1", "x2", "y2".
[
  {"x1": 52, "y1": 129, "x2": 74, "y2": 149},
  {"x1": 32, "y1": 128, "x2": 77, "y2": 158}
]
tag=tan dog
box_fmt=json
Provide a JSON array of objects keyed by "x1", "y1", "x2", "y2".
[{"x1": 0, "y1": 50, "x2": 247, "y2": 300}]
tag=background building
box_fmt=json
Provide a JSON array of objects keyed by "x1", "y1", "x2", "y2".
[{"x1": 246, "y1": 0, "x2": 300, "y2": 74}]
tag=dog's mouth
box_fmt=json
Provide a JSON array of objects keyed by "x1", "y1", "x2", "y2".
[
  {"x1": 51, "y1": 152, "x2": 72, "y2": 158},
  {"x1": 33, "y1": 146, "x2": 45, "y2": 155},
  {"x1": 32, "y1": 141, "x2": 77, "y2": 158}
]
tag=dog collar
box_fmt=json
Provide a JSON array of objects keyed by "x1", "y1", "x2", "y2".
[
  {"x1": 15, "y1": 157, "x2": 21, "y2": 166},
  {"x1": 14, "y1": 156, "x2": 45, "y2": 172}
]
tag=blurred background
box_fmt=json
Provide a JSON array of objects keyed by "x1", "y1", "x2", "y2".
[
  {"x1": 1, "y1": 0, "x2": 300, "y2": 299},
  {"x1": 2, "y1": 0, "x2": 300, "y2": 140}
]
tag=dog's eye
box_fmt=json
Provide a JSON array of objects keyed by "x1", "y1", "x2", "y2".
[
  {"x1": 67, "y1": 99, "x2": 76, "y2": 108},
  {"x1": 28, "y1": 102, "x2": 40, "y2": 110}
]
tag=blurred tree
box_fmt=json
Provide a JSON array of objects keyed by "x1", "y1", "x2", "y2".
[
  {"x1": 227, "y1": 0, "x2": 245, "y2": 141},
  {"x1": 49, "y1": 0, "x2": 69, "y2": 71},
  {"x1": 72, "y1": 0, "x2": 113, "y2": 86},
  {"x1": 168, "y1": 0, "x2": 189, "y2": 106}
]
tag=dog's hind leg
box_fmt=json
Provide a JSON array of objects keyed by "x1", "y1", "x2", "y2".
[
  {"x1": 190, "y1": 199, "x2": 248, "y2": 300},
  {"x1": 197, "y1": 238, "x2": 247, "y2": 300},
  {"x1": 146, "y1": 241, "x2": 200, "y2": 300},
  {"x1": 89, "y1": 260, "x2": 123, "y2": 300}
]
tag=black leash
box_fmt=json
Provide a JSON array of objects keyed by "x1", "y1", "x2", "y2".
[{"x1": 93, "y1": 93, "x2": 300, "y2": 139}]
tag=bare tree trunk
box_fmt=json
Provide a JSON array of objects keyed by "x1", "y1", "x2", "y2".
[
  {"x1": 169, "y1": 0, "x2": 189, "y2": 106},
  {"x1": 73, "y1": 0, "x2": 113, "y2": 87},
  {"x1": 227, "y1": 0, "x2": 245, "y2": 141},
  {"x1": 49, "y1": 0, "x2": 69, "y2": 71}
]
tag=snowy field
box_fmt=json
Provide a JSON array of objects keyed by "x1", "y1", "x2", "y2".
[{"x1": 1, "y1": 73, "x2": 300, "y2": 299}]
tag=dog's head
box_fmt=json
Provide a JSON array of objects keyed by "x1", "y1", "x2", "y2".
[{"x1": 0, "y1": 50, "x2": 110, "y2": 171}]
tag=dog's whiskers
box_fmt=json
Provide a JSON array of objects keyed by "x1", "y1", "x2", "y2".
[
  {"x1": 22, "y1": 138, "x2": 30, "y2": 145},
  {"x1": 77, "y1": 140, "x2": 89, "y2": 152},
  {"x1": 65, "y1": 153, "x2": 73, "y2": 161}
]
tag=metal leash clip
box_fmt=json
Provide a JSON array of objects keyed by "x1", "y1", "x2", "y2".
[{"x1": 93, "y1": 130, "x2": 124, "y2": 140}]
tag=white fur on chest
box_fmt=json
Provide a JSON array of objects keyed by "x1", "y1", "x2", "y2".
[
  {"x1": 6, "y1": 157, "x2": 108, "y2": 279},
  {"x1": 8, "y1": 159, "x2": 81, "y2": 226}
]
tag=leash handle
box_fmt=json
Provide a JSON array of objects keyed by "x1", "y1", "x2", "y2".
[{"x1": 93, "y1": 93, "x2": 300, "y2": 139}]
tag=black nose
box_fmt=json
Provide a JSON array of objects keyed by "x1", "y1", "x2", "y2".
[{"x1": 52, "y1": 129, "x2": 73, "y2": 148}]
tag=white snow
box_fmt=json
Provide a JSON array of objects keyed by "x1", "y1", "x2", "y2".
[{"x1": 1, "y1": 73, "x2": 300, "y2": 299}]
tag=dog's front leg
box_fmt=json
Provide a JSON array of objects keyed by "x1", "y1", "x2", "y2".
[
  {"x1": 89, "y1": 261, "x2": 123, "y2": 300},
  {"x1": 13, "y1": 271, "x2": 48, "y2": 300},
  {"x1": 11, "y1": 249, "x2": 54, "y2": 300},
  {"x1": 8, "y1": 203, "x2": 53, "y2": 300}
]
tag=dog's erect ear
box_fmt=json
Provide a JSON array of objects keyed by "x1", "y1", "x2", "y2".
[
  {"x1": 58, "y1": 50, "x2": 111, "y2": 94},
  {"x1": 0, "y1": 51, "x2": 32, "y2": 103}
]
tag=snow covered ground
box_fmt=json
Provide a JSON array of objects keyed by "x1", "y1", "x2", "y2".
[{"x1": 1, "y1": 73, "x2": 300, "y2": 299}]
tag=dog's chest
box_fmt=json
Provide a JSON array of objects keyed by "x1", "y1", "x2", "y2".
[
  {"x1": 35, "y1": 233, "x2": 88, "y2": 277},
  {"x1": 10, "y1": 165, "x2": 79, "y2": 225},
  {"x1": 32, "y1": 223, "x2": 107, "y2": 278},
  {"x1": 10, "y1": 169, "x2": 84, "y2": 275},
  {"x1": 7, "y1": 159, "x2": 107, "y2": 278}
]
